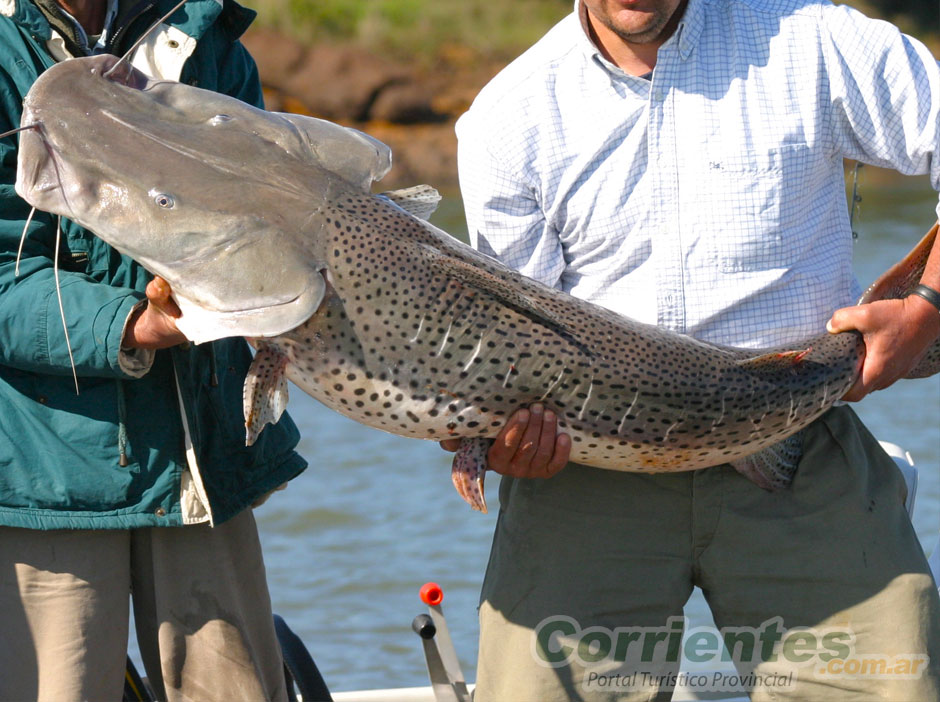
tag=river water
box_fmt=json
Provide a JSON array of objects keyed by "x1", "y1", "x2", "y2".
[{"x1": 129, "y1": 172, "x2": 940, "y2": 695}]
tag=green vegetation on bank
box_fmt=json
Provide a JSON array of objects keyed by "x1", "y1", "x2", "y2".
[
  {"x1": 249, "y1": 0, "x2": 571, "y2": 62},
  {"x1": 849, "y1": 0, "x2": 938, "y2": 39},
  {"x1": 247, "y1": 0, "x2": 937, "y2": 62}
]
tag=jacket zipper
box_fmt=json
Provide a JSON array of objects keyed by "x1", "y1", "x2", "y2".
[{"x1": 104, "y1": 0, "x2": 155, "y2": 55}]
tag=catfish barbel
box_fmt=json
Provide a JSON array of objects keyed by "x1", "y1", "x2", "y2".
[{"x1": 13, "y1": 55, "x2": 940, "y2": 512}]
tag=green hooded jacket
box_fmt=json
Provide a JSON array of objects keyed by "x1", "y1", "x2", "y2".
[{"x1": 0, "y1": 0, "x2": 307, "y2": 529}]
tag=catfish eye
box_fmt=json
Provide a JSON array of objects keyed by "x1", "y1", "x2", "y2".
[{"x1": 154, "y1": 193, "x2": 175, "y2": 208}]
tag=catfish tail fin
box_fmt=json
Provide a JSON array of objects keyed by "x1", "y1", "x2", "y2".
[{"x1": 858, "y1": 222, "x2": 940, "y2": 379}]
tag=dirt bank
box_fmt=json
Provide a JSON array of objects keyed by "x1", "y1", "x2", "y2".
[{"x1": 242, "y1": 27, "x2": 504, "y2": 190}]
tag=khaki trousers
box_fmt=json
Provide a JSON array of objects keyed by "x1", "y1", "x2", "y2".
[
  {"x1": 0, "y1": 509, "x2": 288, "y2": 702},
  {"x1": 474, "y1": 406, "x2": 940, "y2": 701}
]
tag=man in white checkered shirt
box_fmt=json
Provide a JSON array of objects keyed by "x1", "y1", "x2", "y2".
[{"x1": 448, "y1": 0, "x2": 940, "y2": 699}]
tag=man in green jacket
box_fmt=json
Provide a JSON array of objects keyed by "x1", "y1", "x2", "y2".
[{"x1": 0, "y1": 0, "x2": 307, "y2": 699}]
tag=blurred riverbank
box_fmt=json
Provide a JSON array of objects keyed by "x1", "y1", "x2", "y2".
[{"x1": 241, "y1": 0, "x2": 939, "y2": 190}]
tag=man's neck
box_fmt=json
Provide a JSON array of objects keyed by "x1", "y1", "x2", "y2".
[
  {"x1": 55, "y1": 0, "x2": 106, "y2": 35},
  {"x1": 584, "y1": 1, "x2": 688, "y2": 76}
]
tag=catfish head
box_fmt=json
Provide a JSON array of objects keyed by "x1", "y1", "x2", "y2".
[{"x1": 15, "y1": 54, "x2": 392, "y2": 342}]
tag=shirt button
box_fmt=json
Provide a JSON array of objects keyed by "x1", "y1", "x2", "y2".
[{"x1": 155, "y1": 507, "x2": 166, "y2": 517}]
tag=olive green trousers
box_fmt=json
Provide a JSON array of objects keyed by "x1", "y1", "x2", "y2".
[
  {"x1": 0, "y1": 509, "x2": 288, "y2": 702},
  {"x1": 474, "y1": 406, "x2": 940, "y2": 701}
]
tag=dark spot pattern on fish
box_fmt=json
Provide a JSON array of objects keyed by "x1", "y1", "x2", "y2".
[{"x1": 264, "y1": 192, "x2": 864, "y2": 472}]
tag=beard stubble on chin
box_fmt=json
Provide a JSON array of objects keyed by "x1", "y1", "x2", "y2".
[{"x1": 587, "y1": 0, "x2": 686, "y2": 47}]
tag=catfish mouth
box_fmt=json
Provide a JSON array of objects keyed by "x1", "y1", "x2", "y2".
[
  {"x1": 157, "y1": 249, "x2": 324, "y2": 315},
  {"x1": 170, "y1": 270, "x2": 327, "y2": 343},
  {"x1": 178, "y1": 288, "x2": 308, "y2": 315},
  {"x1": 13, "y1": 120, "x2": 68, "y2": 212}
]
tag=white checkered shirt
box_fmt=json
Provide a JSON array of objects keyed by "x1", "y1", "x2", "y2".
[{"x1": 455, "y1": 0, "x2": 940, "y2": 348}]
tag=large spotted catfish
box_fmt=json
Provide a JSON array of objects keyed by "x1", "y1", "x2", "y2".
[{"x1": 13, "y1": 55, "x2": 940, "y2": 512}]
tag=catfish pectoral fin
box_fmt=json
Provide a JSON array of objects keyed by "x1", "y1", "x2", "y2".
[
  {"x1": 243, "y1": 343, "x2": 290, "y2": 446},
  {"x1": 730, "y1": 431, "x2": 804, "y2": 490},
  {"x1": 451, "y1": 438, "x2": 491, "y2": 513}
]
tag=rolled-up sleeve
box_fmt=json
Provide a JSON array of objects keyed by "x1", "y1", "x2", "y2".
[{"x1": 822, "y1": 3, "x2": 940, "y2": 219}]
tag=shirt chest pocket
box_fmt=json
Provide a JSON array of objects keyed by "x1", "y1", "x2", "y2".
[{"x1": 692, "y1": 143, "x2": 814, "y2": 273}]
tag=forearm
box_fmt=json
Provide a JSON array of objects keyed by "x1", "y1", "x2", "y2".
[
  {"x1": 828, "y1": 225, "x2": 940, "y2": 400},
  {"x1": 0, "y1": 262, "x2": 147, "y2": 378},
  {"x1": 0, "y1": 204, "x2": 150, "y2": 378},
  {"x1": 919, "y1": 224, "x2": 940, "y2": 294}
]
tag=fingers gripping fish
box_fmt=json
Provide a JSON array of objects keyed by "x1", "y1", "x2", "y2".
[{"x1": 13, "y1": 55, "x2": 940, "y2": 513}]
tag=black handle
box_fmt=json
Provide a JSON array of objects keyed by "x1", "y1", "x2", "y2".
[{"x1": 411, "y1": 613, "x2": 437, "y2": 639}]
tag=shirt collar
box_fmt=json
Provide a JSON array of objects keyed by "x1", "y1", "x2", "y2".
[
  {"x1": 32, "y1": 0, "x2": 120, "y2": 55},
  {"x1": 676, "y1": 0, "x2": 709, "y2": 60}
]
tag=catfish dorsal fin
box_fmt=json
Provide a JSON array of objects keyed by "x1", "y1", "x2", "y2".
[{"x1": 378, "y1": 184, "x2": 442, "y2": 220}]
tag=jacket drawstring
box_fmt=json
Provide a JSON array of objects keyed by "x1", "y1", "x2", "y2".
[
  {"x1": 116, "y1": 378, "x2": 129, "y2": 466},
  {"x1": 208, "y1": 342, "x2": 219, "y2": 387}
]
